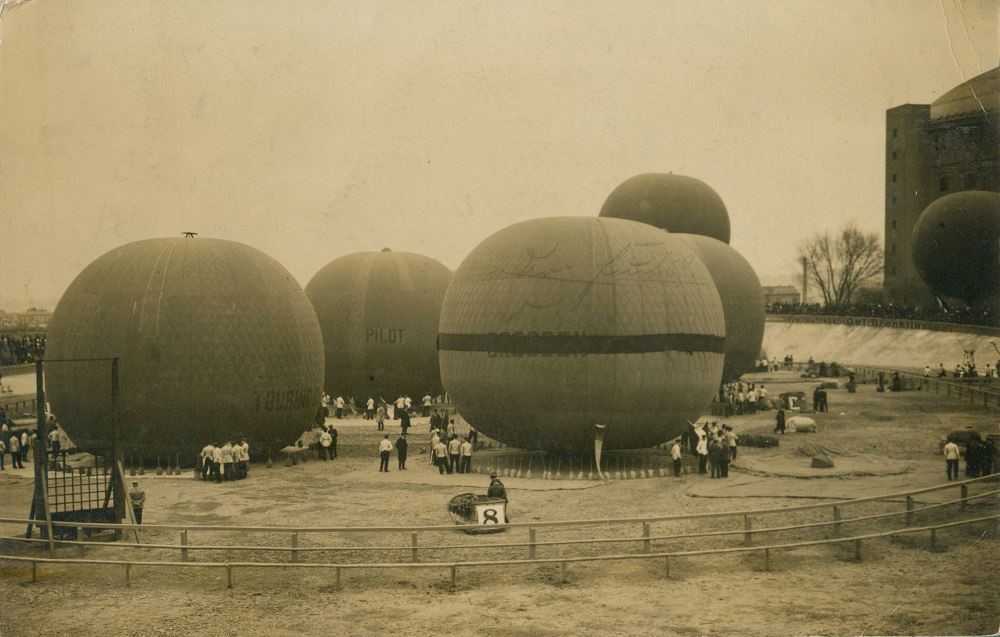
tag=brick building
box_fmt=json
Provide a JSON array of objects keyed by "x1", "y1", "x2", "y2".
[{"x1": 883, "y1": 66, "x2": 1000, "y2": 307}]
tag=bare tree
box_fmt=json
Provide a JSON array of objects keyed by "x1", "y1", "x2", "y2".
[{"x1": 799, "y1": 224, "x2": 883, "y2": 305}]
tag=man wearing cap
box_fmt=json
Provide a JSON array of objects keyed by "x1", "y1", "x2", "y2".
[
  {"x1": 395, "y1": 433, "x2": 408, "y2": 470},
  {"x1": 128, "y1": 481, "x2": 146, "y2": 524}
]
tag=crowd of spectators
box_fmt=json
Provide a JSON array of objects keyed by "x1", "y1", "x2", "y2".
[
  {"x1": 767, "y1": 302, "x2": 997, "y2": 328},
  {"x1": 0, "y1": 335, "x2": 46, "y2": 366}
]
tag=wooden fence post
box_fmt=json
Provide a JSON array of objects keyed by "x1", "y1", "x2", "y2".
[
  {"x1": 663, "y1": 556, "x2": 670, "y2": 578},
  {"x1": 124, "y1": 563, "x2": 130, "y2": 587},
  {"x1": 226, "y1": 564, "x2": 233, "y2": 589},
  {"x1": 77, "y1": 527, "x2": 85, "y2": 556},
  {"x1": 560, "y1": 561, "x2": 568, "y2": 583},
  {"x1": 528, "y1": 528, "x2": 536, "y2": 559},
  {"x1": 291, "y1": 532, "x2": 299, "y2": 563},
  {"x1": 763, "y1": 549, "x2": 770, "y2": 572},
  {"x1": 743, "y1": 515, "x2": 752, "y2": 545},
  {"x1": 336, "y1": 566, "x2": 342, "y2": 590},
  {"x1": 642, "y1": 522, "x2": 651, "y2": 553},
  {"x1": 450, "y1": 565, "x2": 457, "y2": 591},
  {"x1": 31, "y1": 561, "x2": 37, "y2": 583},
  {"x1": 181, "y1": 530, "x2": 189, "y2": 562}
]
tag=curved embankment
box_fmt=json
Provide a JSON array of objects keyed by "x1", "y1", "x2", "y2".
[{"x1": 762, "y1": 319, "x2": 1000, "y2": 370}]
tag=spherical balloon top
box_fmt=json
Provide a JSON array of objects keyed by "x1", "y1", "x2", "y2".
[
  {"x1": 599, "y1": 173, "x2": 731, "y2": 243},
  {"x1": 306, "y1": 251, "x2": 452, "y2": 400},
  {"x1": 45, "y1": 237, "x2": 325, "y2": 458},
  {"x1": 439, "y1": 216, "x2": 726, "y2": 453},
  {"x1": 912, "y1": 191, "x2": 1000, "y2": 302}
]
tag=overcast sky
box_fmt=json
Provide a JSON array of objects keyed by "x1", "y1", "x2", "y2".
[{"x1": 1, "y1": 0, "x2": 997, "y2": 310}]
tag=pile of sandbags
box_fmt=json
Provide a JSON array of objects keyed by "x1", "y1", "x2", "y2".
[{"x1": 737, "y1": 434, "x2": 780, "y2": 448}]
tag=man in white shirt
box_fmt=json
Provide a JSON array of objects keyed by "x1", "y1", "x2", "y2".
[
  {"x1": 670, "y1": 439, "x2": 682, "y2": 477},
  {"x1": 447, "y1": 436, "x2": 462, "y2": 474},
  {"x1": 239, "y1": 440, "x2": 250, "y2": 478},
  {"x1": 460, "y1": 437, "x2": 473, "y2": 474},
  {"x1": 378, "y1": 435, "x2": 392, "y2": 472},
  {"x1": 221, "y1": 442, "x2": 235, "y2": 481},
  {"x1": 430, "y1": 431, "x2": 441, "y2": 463},
  {"x1": 200, "y1": 443, "x2": 215, "y2": 480},
  {"x1": 394, "y1": 396, "x2": 406, "y2": 420},
  {"x1": 943, "y1": 440, "x2": 961, "y2": 481},
  {"x1": 8, "y1": 434, "x2": 22, "y2": 469},
  {"x1": 366, "y1": 397, "x2": 375, "y2": 421},
  {"x1": 696, "y1": 436, "x2": 708, "y2": 475},
  {"x1": 320, "y1": 429, "x2": 333, "y2": 461},
  {"x1": 334, "y1": 396, "x2": 345, "y2": 419},
  {"x1": 211, "y1": 443, "x2": 223, "y2": 482},
  {"x1": 422, "y1": 394, "x2": 432, "y2": 417}
]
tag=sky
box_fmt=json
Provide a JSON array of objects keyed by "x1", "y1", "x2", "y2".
[{"x1": 0, "y1": 0, "x2": 997, "y2": 311}]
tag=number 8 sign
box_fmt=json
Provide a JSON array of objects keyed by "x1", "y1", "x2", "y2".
[{"x1": 475, "y1": 503, "x2": 505, "y2": 525}]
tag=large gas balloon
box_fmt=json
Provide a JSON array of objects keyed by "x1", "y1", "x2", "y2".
[
  {"x1": 45, "y1": 238, "x2": 324, "y2": 458},
  {"x1": 305, "y1": 250, "x2": 452, "y2": 401},
  {"x1": 675, "y1": 234, "x2": 765, "y2": 382},
  {"x1": 912, "y1": 191, "x2": 1000, "y2": 302},
  {"x1": 599, "y1": 173, "x2": 731, "y2": 243},
  {"x1": 438, "y1": 217, "x2": 726, "y2": 453}
]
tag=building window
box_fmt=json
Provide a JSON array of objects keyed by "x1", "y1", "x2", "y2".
[
  {"x1": 965, "y1": 174, "x2": 977, "y2": 188},
  {"x1": 939, "y1": 176, "x2": 949, "y2": 192},
  {"x1": 892, "y1": 174, "x2": 897, "y2": 183}
]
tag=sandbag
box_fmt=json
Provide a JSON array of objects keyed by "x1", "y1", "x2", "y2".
[{"x1": 786, "y1": 416, "x2": 817, "y2": 433}]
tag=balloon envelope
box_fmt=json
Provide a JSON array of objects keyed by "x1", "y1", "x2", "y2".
[
  {"x1": 438, "y1": 217, "x2": 726, "y2": 453},
  {"x1": 305, "y1": 250, "x2": 452, "y2": 401},
  {"x1": 675, "y1": 234, "x2": 765, "y2": 382},
  {"x1": 912, "y1": 191, "x2": 1000, "y2": 302},
  {"x1": 45, "y1": 238, "x2": 324, "y2": 458},
  {"x1": 599, "y1": 173, "x2": 731, "y2": 243}
]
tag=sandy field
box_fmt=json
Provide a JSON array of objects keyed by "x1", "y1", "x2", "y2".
[{"x1": 0, "y1": 371, "x2": 998, "y2": 637}]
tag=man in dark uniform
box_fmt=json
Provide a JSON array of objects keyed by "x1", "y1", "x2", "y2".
[
  {"x1": 128, "y1": 481, "x2": 146, "y2": 524},
  {"x1": 395, "y1": 433, "x2": 408, "y2": 470},
  {"x1": 775, "y1": 409, "x2": 786, "y2": 434}
]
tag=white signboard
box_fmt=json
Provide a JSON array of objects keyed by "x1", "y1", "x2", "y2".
[{"x1": 474, "y1": 502, "x2": 506, "y2": 526}]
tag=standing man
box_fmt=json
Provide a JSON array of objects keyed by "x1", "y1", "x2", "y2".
[
  {"x1": 376, "y1": 403, "x2": 386, "y2": 431},
  {"x1": 400, "y1": 408, "x2": 411, "y2": 435},
  {"x1": 8, "y1": 433, "x2": 22, "y2": 469},
  {"x1": 48, "y1": 425, "x2": 62, "y2": 461},
  {"x1": 394, "y1": 396, "x2": 406, "y2": 420},
  {"x1": 128, "y1": 481, "x2": 146, "y2": 525},
  {"x1": 670, "y1": 439, "x2": 682, "y2": 477},
  {"x1": 221, "y1": 441, "x2": 235, "y2": 480},
  {"x1": 434, "y1": 437, "x2": 450, "y2": 474},
  {"x1": 0, "y1": 436, "x2": 6, "y2": 470},
  {"x1": 20, "y1": 430, "x2": 29, "y2": 464},
  {"x1": 943, "y1": 439, "x2": 961, "y2": 481},
  {"x1": 334, "y1": 395, "x2": 345, "y2": 419},
  {"x1": 460, "y1": 437, "x2": 473, "y2": 474},
  {"x1": 200, "y1": 442, "x2": 215, "y2": 480},
  {"x1": 210, "y1": 443, "x2": 223, "y2": 482},
  {"x1": 320, "y1": 428, "x2": 333, "y2": 460},
  {"x1": 239, "y1": 440, "x2": 250, "y2": 479},
  {"x1": 696, "y1": 435, "x2": 708, "y2": 475},
  {"x1": 422, "y1": 394, "x2": 432, "y2": 417},
  {"x1": 329, "y1": 426, "x2": 338, "y2": 459},
  {"x1": 395, "y1": 433, "x2": 408, "y2": 470},
  {"x1": 775, "y1": 408, "x2": 786, "y2": 435},
  {"x1": 366, "y1": 397, "x2": 375, "y2": 420},
  {"x1": 725, "y1": 426, "x2": 738, "y2": 461},
  {"x1": 378, "y1": 435, "x2": 392, "y2": 472},
  {"x1": 447, "y1": 435, "x2": 462, "y2": 474}
]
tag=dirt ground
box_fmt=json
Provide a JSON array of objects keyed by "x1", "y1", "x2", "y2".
[{"x1": 1, "y1": 371, "x2": 998, "y2": 636}]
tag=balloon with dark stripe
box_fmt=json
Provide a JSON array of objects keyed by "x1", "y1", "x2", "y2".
[{"x1": 438, "y1": 217, "x2": 726, "y2": 453}]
